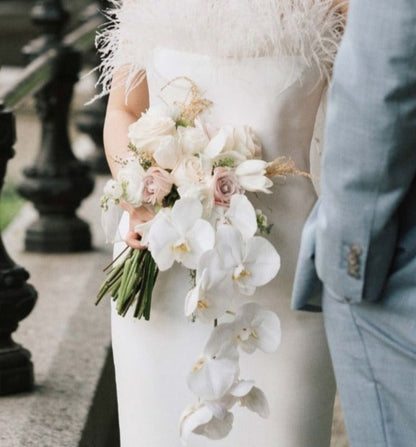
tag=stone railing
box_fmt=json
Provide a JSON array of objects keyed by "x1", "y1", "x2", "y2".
[{"x1": 0, "y1": 0, "x2": 108, "y2": 398}]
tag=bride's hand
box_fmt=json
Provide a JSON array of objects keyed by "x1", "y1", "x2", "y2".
[{"x1": 121, "y1": 202, "x2": 154, "y2": 250}]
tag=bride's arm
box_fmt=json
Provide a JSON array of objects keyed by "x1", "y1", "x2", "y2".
[
  {"x1": 103, "y1": 70, "x2": 154, "y2": 249},
  {"x1": 104, "y1": 70, "x2": 148, "y2": 177}
]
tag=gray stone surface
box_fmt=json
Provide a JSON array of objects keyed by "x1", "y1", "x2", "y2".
[
  {"x1": 0, "y1": 65, "x2": 119, "y2": 447},
  {"x1": 0, "y1": 177, "x2": 118, "y2": 447}
]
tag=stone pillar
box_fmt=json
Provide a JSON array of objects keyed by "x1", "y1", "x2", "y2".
[{"x1": 18, "y1": 0, "x2": 94, "y2": 252}]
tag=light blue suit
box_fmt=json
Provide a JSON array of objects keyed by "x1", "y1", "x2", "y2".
[{"x1": 292, "y1": 1, "x2": 416, "y2": 446}]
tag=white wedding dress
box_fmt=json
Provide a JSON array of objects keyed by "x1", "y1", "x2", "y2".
[{"x1": 101, "y1": 1, "x2": 343, "y2": 446}]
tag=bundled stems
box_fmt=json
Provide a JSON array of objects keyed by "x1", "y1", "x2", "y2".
[{"x1": 96, "y1": 248, "x2": 159, "y2": 320}]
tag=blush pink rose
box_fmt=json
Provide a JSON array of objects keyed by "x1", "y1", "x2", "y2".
[
  {"x1": 211, "y1": 167, "x2": 243, "y2": 207},
  {"x1": 142, "y1": 167, "x2": 174, "y2": 205}
]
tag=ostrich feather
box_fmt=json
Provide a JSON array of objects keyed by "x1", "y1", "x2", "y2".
[{"x1": 94, "y1": 0, "x2": 345, "y2": 98}]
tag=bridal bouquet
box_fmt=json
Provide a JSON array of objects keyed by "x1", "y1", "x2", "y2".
[{"x1": 97, "y1": 78, "x2": 305, "y2": 443}]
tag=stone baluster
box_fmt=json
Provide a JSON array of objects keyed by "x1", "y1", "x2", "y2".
[
  {"x1": 75, "y1": 0, "x2": 110, "y2": 175},
  {"x1": 0, "y1": 105, "x2": 38, "y2": 395},
  {"x1": 76, "y1": 96, "x2": 108, "y2": 174},
  {"x1": 18, "y1": 0, "x2": 94, "y2": 252}
]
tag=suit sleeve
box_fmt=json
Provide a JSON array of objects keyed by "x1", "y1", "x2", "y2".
[{"x1": 293, "y1": 0, "x2": 416, "y2": 307}]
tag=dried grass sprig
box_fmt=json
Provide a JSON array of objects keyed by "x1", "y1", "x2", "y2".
[
  {"x1": 162, "y1": 76, "x2": 212, "y2": 125},
  {"x1": 266, "y1": 156, "x2": 312, "y2": 180}
]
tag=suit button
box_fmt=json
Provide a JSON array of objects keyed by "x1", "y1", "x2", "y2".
[{"x1": 347, "y1": 244, "x2": 361, "y2": 279}]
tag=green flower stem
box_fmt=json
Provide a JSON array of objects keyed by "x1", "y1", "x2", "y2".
[
  {"x1": 96, "y1": 260, "x2": 125, "y2": 303},
  {"x1": 134, "y1": 251, "x2": 157, "y2": 319},
  {"x1": 117, "y1": 257, "x2": 133, "y2": 313},
  {"x1": 96, "y1": 248, "x2": 133, "y2": 304},
  {"x1": 96, "y1": 247, "x2": 159, "y2": 320},
  {"x1": 144, "y1": 257, "x2": 158, "y2": 320}
]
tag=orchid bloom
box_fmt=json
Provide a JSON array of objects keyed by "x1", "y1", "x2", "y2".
[
  {"x1": 180, "y1": 379, "x2": 269, "y2": 443},
  {"x1": 179, "y1": 402, "x2": 234, "y2": 444},
  {"x1": 224, "y1": 194, "x2": 258, "y2": 239},
  {"x1": 187, "y1": 334, "x2": 239, "y2": 400},
  {"x1": 178, "y1": 183, "x2": 214, "y2": 219},
  {"x1": 146, "y1": 198, "x2": 215, "y2": 270},
  {"x1": 184, "y1": 268, "x2": 233, "y2": 323},
  {"x1": 210, "y1": 194, "x2": 257, "y2": 240},
  {"x1": 207, "y1": 302, "x2": 281, "y2": 355},
  {"x1": 210, "y1": 225, "x2": 280, "y2": 296},
  {"x1": 233, "y1": 302, "x2": 281, "y2": 353},
  {"x1": 229, "y1": 380, "x2": 270, "y2": 418}
]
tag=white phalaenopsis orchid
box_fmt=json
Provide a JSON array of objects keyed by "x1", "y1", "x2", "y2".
[
  {"x1": 187, "y1": 335, "x2": 239, "y2": 400},
  {"x1": 235, "y1": 159, "x2": 273, "y2": 193},
  {"x1": 147, "y1": 198, "x2": 215, "y2": 271},
  {"x1": 234, "y1": 302, "x2": 281, "y2": 353},
  {"x1": 239, "y1": 384, "x2": 270, "y2": 418},
  {"x1": 206, "y1": 225, "x2": 280, "y2": 296},
  {"x1": 177, "y1": 183, "x2": 214, "y2": 218},
  {"x1": 209, "y1": 303, "x2": 281, "y2": 354},
  {"x1": 228, "y1": 380, "x2": 270, "y2": 418},
  {"x1": 185, "y1": 268, "x2": 233, "y2": 322},
  {"x1": 214, "y1": 194, "x2": 257, "y2": 239},
  {"x1": 180, "y1": 378, "x2": 269, "y2": 443},
  {"x1": 180, "y1": 402, "x2": 234, "y2": 443}
]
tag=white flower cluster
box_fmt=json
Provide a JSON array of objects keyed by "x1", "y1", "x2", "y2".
[
  {"x1": 181, "y1": 302, "x2": 281, "y2": 442},
  {"x1": 102, "y1": 102, "x2": 282, "y2": 443},
  {"x1": 102, "y1": 104, "x2": 272, "y2": 214}
]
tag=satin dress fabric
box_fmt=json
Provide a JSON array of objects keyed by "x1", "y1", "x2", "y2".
[{"x1": 111, "y1": 47, "x2": 336, "y2": 447}]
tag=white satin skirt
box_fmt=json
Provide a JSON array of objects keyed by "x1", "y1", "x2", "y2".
[{"x1": 111, "y1": 214, "x2": 336, "y2": 447}]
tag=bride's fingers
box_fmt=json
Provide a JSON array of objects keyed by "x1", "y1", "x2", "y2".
[{"x1": 125, "y1": 230, "x2": 146, "y2": 250}]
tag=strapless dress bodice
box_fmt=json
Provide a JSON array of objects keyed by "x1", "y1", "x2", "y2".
[{"x1": 147, "y1": 46, "x2": 325, "y2": 171}]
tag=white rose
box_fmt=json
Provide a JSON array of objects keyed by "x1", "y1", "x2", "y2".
[
  {"x1": 153, "y1": 135, "x2": 180, "y2": 170},
  {"x1": 117, "y1": 159, "x2": 146, "y2": 206},
  {"x1": 205, "y1": 125, "x2": 262, "y2": 162},
  {"x1": 172, "y1": 155, "x2": 209, "y2": 187},
  {"x1": 232, "y1": 125, "x2": 262, "y2": 160},
  {"x1": 128, "y1": 112, "x2": 176, "y2": 154},
  {"x1": 146, "y1": 103, "x2": 181, "y2": 121},
  {"x1": 178, "y1": 125, "x2": 210, "y2": 156},
  {"x1": 103, "y1": 179, "x2": 123, "y2": 202}
]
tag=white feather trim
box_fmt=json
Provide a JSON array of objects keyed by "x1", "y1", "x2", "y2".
[{"x1": 95, "y1": 0, "x2": 344, "y2": 98}]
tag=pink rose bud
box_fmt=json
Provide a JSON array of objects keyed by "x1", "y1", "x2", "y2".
[
  {"x1": 142, "y1": 167, "x2": 174, "y2": 205},
  {"x1": 212, "y1": 167, "x2": 243, "y2": 207}
]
